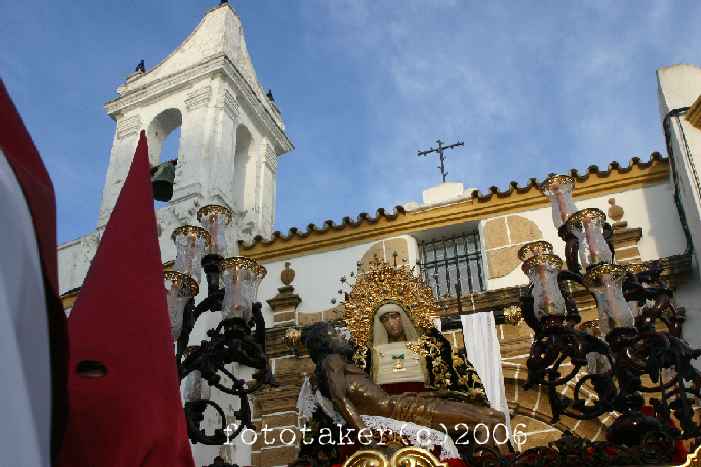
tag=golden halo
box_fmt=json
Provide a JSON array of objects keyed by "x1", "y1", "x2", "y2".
[{"x1": 342, "y1": 259, "x2": 439, "y2": 348}]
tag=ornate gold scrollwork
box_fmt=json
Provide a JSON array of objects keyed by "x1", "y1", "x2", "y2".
[{"x1": 343, "y1": 447, "x2": 448, "y2": 467}]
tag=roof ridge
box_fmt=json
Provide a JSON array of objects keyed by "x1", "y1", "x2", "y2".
[
  {"x1": 240, "y1": 153, "x2": 667, "y2": 250},
  {"x1": 240, "y1": 206, "x2": 407, "y2": 249}
]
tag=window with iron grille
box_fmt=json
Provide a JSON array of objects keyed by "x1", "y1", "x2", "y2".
[{"x1": 419, "y1": 231, "x2": 486, "y2": 299}]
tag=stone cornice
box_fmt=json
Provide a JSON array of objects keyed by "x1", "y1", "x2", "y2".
[
  {"x1": 220, "y1": 89, "x2": 239, "y2": 121},
  {"x1": 116, "y1": 115, "x2": 142, "y2": 140},
  {"x1": 184, "y1": 85, "x2": 211, "y2": 111},
  {"x1": 687, "y1": 93, "x2": 701, "y2": 130},
  {"x1": 242, "y1": 154, "x2": 670, "y2": 262},
  {"x1": 264, "y1": 143, "x2": 277, "y2": 173},
  {"x1": 267, "y1": 286, "x2": 301, "y2": 310},
  {"x1": 218, "y1": 56, "x2": 293, "y2": 154},
  {"x1": 439, "y1": 285, "x2": 528, "y2": 317},
  {"x1": 104, "y1": 54, "x2": 293, "y2": 154},
  {"x1": 611, "y1": 226, "x2": 643, "y2": 246}
]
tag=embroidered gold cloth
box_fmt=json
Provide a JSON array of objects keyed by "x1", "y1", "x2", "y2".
[{"x1": 372, "y1": 342, "x2": 427, "y2": 385}]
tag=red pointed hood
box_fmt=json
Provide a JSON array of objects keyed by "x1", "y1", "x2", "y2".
[
  {"x1": 58, "y1": 131, "x2": 194, "y2": 466},
  {"x1": 0, "y1": 79, "x2": 68, "y2": 464}
]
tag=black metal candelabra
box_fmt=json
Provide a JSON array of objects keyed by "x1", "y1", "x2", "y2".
[
  {"x1": 502, "y1": 175, "x2": 701, "y2": 466},
  {"x1": 162, "y1": 204, "x2": 274, "y2": 465}
]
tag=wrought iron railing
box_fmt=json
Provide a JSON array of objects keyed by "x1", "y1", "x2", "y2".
[{"x1": 419, "y1": 232, "x2": 486, "y2": 299}]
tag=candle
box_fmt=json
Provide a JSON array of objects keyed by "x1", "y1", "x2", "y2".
[
  {"x1": 172, "y1": 225, "x2": 210, "y2": 282},
  {"x1": 566, "y1": 208, "x2": 612, "y2": 269},
  {"x1": 585, "y1": 264, "x2": 636, "y2": 333},
  {"x1": 541, "y1": 175, "x2": 577, "y2": 228},
  {"x1": 522, "y1": 254, "x2": 566, "y2": 320},
  {"x1": 197, "y1": 205, "x2": 233, "y2": 257}
]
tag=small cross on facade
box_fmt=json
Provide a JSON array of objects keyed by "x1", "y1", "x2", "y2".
[{"x1": 417, "y1": 139, "x2": 464, "y2": 183}]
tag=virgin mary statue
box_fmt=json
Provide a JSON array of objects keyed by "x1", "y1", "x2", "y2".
[{"x1": 344, "y1": 260, "x2": 487, "y2": 402}]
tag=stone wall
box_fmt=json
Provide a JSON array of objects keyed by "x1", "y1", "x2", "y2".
[{"x1": 483, "y1": 214, "x2": 543, "y2": 279}]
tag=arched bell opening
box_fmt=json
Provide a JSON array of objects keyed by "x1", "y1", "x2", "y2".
[
  {"x1": 232, "y1": 124, "x2": 254, "y2": 213},
  {"x1": 147, "y1": 108, "x2": 183, "y2": 205}
]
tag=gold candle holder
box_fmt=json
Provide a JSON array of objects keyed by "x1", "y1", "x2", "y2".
[
  {"x1": 541, "y1": 174, "x2": 577, "y2": 228},
  {"x1": 197, "y1": 204, "x2": 233, "y2": 256},
  {"x1": 220, "y1": 256, "x2": 267, "y2": 322},
  {"x1": 566, "y1": 208, "x2": 612, "y2": 268},
  {"x1": 171, "y1": 225, "x2": 211, "y2": 282}
]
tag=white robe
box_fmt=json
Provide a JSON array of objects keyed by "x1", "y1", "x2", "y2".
[{"x1": 0, "y1": 149, "x2": 51, "y2": 466}]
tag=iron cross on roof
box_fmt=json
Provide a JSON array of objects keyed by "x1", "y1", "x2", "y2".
[{"x1": 417, "y1": 139, "x2": 464, "y2": 183}]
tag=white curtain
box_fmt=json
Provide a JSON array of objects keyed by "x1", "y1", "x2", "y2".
[{"x1": 460, "y1": 311, "x2": 511, "y2": 439}]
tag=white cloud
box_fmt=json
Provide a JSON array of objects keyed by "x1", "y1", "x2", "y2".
[{"x1": 292, "y1": 0, "x2": 701, "y2": 223}]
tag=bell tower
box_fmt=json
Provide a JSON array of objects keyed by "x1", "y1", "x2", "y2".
[{"x1": 99, "y1": 3, "x2": 293, "y2": 241}]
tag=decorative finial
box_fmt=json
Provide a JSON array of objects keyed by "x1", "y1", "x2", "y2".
[
  {"x1": 608, "y1": 197, "x2": 626, "y2": 229},
  {"x1": 281, "y1": 262, "x2": 295, "y2": 286},
  {"x1": 266, "y1": 89, "x2": 275, "y2": 102},
  {"x1": 135, "y1": 59, "x2": 145, "y2": 73}
]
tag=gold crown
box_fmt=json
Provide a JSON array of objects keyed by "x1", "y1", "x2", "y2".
[{"x1": 342, "y1": 257, "x2": 440, "y2": 350}]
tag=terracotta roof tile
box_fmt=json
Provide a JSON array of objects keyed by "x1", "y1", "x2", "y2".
[{"x1": 241, "y1": 153, "x2": 667, "y2": 250}]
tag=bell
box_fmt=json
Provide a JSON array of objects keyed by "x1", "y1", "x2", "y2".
[{"x1": 151, "y1": 160, "x2": 176, "y2": 202}]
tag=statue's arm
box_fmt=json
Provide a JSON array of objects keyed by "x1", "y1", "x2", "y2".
[{"x1": 322, "y1": 355, "x2": 366, "y2": 430}]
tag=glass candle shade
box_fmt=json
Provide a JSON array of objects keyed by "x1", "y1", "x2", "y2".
[
  {"x1": 586, "y1": 351, "x2": 612, "y2": 375},
  {"x1": 518, "y1": 240, "x2": 554, "y2": 262},
  {"x1": 164, "y1": 271, "x2": 199, "y2": 340},
  {"x1": 585, "y1": 264, "x2": 636, "y2": 332},
  {"x1": 624, "y1": 262, "x2": 649, "y2": 318},
  {"x1": 221, "y1": 257, "x2": 267, "y2": 323},
  {"x1": 541, "y1": 175, "x2": 577, "y2": 228},
  {"x1": 197, "y1": 205, "x2": 233, "y2": 256},
  {"x1": 522, "y1": 254, "x2": 566, "y2": 321},
  {"x1": 181, "y1": 369, "x2": 211, "y2": 402},
  {"x1": 171, "y1": 226, "x2": 211, "y2": 283},
  {"x1": 566, "y1": 208, "x2": 612, "y2": 269}
]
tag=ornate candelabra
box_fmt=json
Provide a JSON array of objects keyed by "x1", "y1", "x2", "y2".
[
  {"x1": 514, "y1": 174, "x2": 701, "y2": 463},
  {"x1": 163, "y1": 204, "x2": 273, "y2": 455}
]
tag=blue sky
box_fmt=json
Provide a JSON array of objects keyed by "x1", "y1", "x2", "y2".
[{"x1": 2, "y1": 1, "x2": 701, "y2": 244}]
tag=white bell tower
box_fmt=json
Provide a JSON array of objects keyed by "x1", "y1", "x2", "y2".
[{"x1": 99, "y1": 3, "x2": 293, "y2": 242}]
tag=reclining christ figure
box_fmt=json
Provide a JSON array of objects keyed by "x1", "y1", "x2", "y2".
[{"x1": 301, "y1": 321, "x2": 505, "y2": 440}]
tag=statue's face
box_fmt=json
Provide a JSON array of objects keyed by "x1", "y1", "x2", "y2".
[{"x1": 380, "y1": 311, "x2": 405, "y2": 340}]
